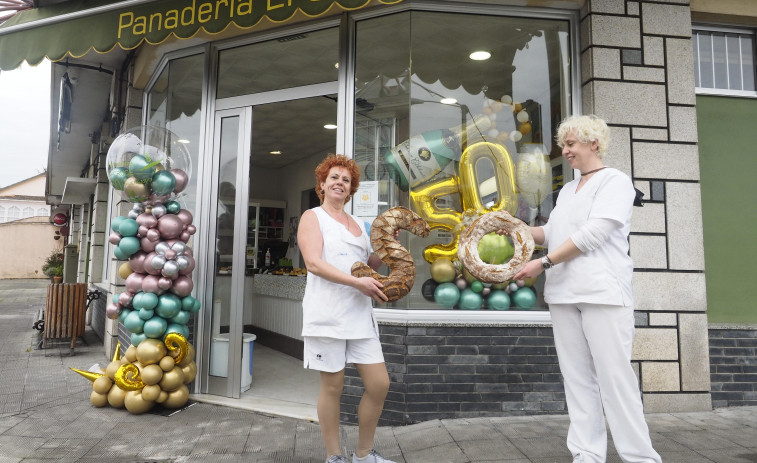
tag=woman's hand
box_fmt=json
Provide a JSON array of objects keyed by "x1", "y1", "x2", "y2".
[
  {"x1": 513, "y1": 259, "x2": 544, "y2": 281},
  {"x1": 354, "y1": 276, "x2": 388, "y2": 302}
]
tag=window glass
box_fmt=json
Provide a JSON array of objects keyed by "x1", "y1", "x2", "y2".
[
  {"x1": 742, "y1": 36, "x2": 755, "y2": 91},
  {"x1": 217, "y1": 27, "x2": 338, "y2": 99},
  {"x1": 22, "y1": 207, "x2": 34, "y2": 218},
  {"x1": 0, "y1": 206, "x2": 5, "y2": 223},
  {"x1": 354, "y1": 11, "x2": 571, "y2": 311},
  {"x1": 8, "y1": 206, "x2": 20, "y2": 221},
  {"x1": 694, "y1": 28, "x2": 756, "y2": 93}
]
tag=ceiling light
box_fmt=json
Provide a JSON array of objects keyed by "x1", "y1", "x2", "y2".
[
  {"x1": 440, "y1": 98, "x2": 458, "y2": 105},
  {"x1": 469, "y1": 51, "x2": 491, "y2": 61},
  {"x1": 270, "y1": 150, "x2": 282, "y2": 155},
  {"x1": 177, "y1": 139, "x2": 190, "y2": 144},
  {"x1": 324, "y1": 124, "x2": 338, "y2": 130}
]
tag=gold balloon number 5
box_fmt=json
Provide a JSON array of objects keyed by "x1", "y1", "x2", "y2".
[{"x1": 410, "y1": 141, "x2": 517, "y2": 263}]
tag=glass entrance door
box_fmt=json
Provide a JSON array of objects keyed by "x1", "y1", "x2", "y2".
[{"x1": 206, "y1": 107, "x2": 252, "y2": 398}]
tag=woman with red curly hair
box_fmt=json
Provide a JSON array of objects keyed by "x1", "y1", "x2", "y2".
[{"x1": 298, "y1": 154, "x2": 396, "y2": 463}]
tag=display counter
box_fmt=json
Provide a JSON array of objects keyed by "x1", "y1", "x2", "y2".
[{"x1": 250, "y1": 274, "x2": 306, "y2": 341}]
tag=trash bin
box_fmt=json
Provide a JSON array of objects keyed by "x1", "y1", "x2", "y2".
[{"x1": 210, "y1": 333, "x2": 257, "y2": 391}]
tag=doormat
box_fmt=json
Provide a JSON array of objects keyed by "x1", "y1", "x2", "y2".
[{"x1": 147, "y1": 400, "x2": 197, "y2": 417}]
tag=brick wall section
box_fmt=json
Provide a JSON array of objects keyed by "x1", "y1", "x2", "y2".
[
  {"x1": 709, "y1": 328, "x2": 757, "y2": 408},
  {"x1": 342, "y1": 324, "x2": 566, "y2": 426}
]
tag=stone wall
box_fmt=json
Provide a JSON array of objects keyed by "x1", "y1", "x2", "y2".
[
  {"x1": 582, "y1": 0, "x2": 711, "y2": 412},
  {"x1": 709, "y1": 328, "x2": 757, "y2": 408}
]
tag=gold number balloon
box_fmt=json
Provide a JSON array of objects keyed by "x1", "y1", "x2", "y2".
[
  {"x1": 164, "y1": 332, "x2": 188, "y2": 365},
  {"x1": 115, "y1": 363, "x2": 145, "y2": 391},
  {"x1": 410, "y1": 140, "x2": 518, "y2": 263}
]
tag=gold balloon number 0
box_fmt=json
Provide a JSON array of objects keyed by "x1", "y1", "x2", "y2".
[{"x1": 411, "y1": 141, "x2": 517, "y2": 263}]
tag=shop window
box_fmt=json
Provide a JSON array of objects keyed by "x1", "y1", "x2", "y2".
[
  {"x1": 354, "y1": 10, "x2": 571, "y2": 311},
  {"x1": 216, "y1": 27, "x2": 339, "y2": 99},
  {"x1": 694, "y1": 26, "x2": 756, "y2": 96}
]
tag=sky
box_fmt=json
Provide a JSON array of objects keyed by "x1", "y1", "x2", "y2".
[{"x1": 0, "y1": 60, "x2": 51, "y2": 189}]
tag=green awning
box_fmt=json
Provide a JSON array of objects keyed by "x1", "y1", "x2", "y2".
[{"x1": 0, "y1": 0, "x2": 402, "y2": 71}]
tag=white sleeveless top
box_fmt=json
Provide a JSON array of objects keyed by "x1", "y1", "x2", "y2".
[{"x1": 301, "y1": 206, "x2": 378, "y2": 339}]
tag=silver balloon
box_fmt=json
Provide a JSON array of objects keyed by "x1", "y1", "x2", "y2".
[
  {"x1": 151, "y1": 255, "x2": 167, "y2": 270},
  {"x1": 175, "y1": 255, "x2": 190, "y2": 270},
  {"x1": 132, "y1": 203, "x2": 145, "y2": 214},
  {"x1": 152, "y1": 205, "x2": 167, "y2": 218},
  {"x1": 171, "y1": 241, "x2": 187, "y2": 255},
  {"x1": 162, "y1": 261, "x2": 180, "y2": 277},
  {"x1": 154, "y1": 241, "x2": 171, "y2": 255},
  {"x1": 127, "y1": 209, "x2": 140, "y2": 219}
]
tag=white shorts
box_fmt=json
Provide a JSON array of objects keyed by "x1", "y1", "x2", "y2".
[{"x1": 303, "y1": 336, "x2": 384, "y2": 373}]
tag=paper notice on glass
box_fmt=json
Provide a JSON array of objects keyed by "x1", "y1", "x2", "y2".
[{"x1": 353, "y1": 180, "x2": 379, "y2": 217}]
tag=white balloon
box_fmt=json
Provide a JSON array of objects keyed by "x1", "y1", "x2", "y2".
[
  {"x1": 500, "y1": 95, "x2": 513, "y2": 104},
  {"x1": 510, "y1": 130, "x2": 523, "y2": 142},
  {"x1": 516, "y1": 110, "x2": 529, "y2": 123},
  {"x1": 516, "y1": 150, "x2": 553, "y2": 209}
]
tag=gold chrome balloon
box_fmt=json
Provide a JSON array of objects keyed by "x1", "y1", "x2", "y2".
[
  {"x1": 163, "y1": 385, "x2": 190, "y2": 409},
  {"x1": 164, "y1": 332, "x2": 188, "y2": 365},
  {"x1": 124, "y1": 390, "x2": 153, "y2": 414},
  {"x1": 410, "y1": 176, "x2": 462, "y2": 263},
  {"x1": 93, "y1": 376, "x2": 113, "y2": 395},
  {"x1": 458, "y1": 141, "x2": 517, "y2": 214},
  {"x1": 181, "y1": 362, "x2": 197, "y2": 384},
  {"x1": 125, "y1": 345, "x2": 138, "y2": 363},
  {"x1": 115, "y1": 363, "x2": 145, "y2": 391},
  {"x1": 178, "y1": 344, "x2": 195, "y2": 368},
  {"x1": 118, "y1": 262, "x2": 133, "y2": 279},
  {"x1": 69, "y1": 367, "x2": 104, "y2": 383},
  {"x1": 159, "y1": 356, "x2": 175, "y2": 372},
  {"x1": 136, "y1": 338, "x2": 167, "y2": 366},
  {"x1": 141, "y1": 384, "x2": 162, "y2": 402},
  {"x1": 159, "y1": 366, "x2": 185, "y2": 392},
  {"x1": 107, "y1": 386, "x2": 126, "y2": 408},
  {"x1": 140, "y1": 364, "x2": 164, "y2": 386},
  {"x1": 91, "y1": 390, "x2": 108, "y2": 408}
]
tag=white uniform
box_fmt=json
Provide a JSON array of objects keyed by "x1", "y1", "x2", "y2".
[
  {"x1": 543, "y1": 168, "x2": 661, "y2": 463},
  {"x1": 301, "y1": 207, "x2": 379, "y2": 338}
]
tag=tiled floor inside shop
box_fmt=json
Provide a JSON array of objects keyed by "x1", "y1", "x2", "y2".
[{"x1": 192, "y1": 343, "x2": 320, "y2": 421}]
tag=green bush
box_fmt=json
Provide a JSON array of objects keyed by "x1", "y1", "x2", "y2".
[{"x1": 42, "y1": 250, "x2": 64, "y2": 278}]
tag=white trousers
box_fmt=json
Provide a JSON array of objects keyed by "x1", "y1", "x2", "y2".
[{"x1": 549, "y1": 303, "x2": 661, "y2": 463}]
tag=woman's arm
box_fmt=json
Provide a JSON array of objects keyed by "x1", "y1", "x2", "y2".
[{"x1": 298, "y1": 210, "x2": 387, "y2": 301}]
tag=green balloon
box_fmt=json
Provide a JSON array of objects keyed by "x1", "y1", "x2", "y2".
[
  {"x1": 471, "y1": 280, "x2": 484, "y2": 293},
  {"x1": 137, "y1": 308, "x2": 155, "y2": 320},
  {"x1": 118, "y1": 236, "x2": 141, "y2": 257},
  {"x1": 118, "y1": 308, "x2": 131, "y2": 323},
  {"x1": 170, "y1": 310, "x2": 191, "y2": 325},
  {"x1": 123, "y1": 310, "x2": 145, "y2": 334},
  {"x1": 151, "y1": 170, "x2": 176, "y2": 195},
  {"x1": 139, "y1": 292, "x2": 159, "y2": 310},
  {"x1": 143, "y1": 316, "x2": 168, "y2": 338},
  {"x1": 156, "y1": 293, "x2": 182, "y2": 319},
  {"x1": 118, "y1": 218, "x2": 139, "y2": 237},
  {"x1": 130, "y1": 332, "x2": 147, "y2": 347},
  {"x1": 111, "y1": 216, "x2": 127, "y2": 233},
  {"x1": 181, "y1": 296, "x2": 196, "y2": 311},
  {"x1": 165, "y1": 322, "x2": 189, "y2": 338},
  {"x1": 113, "y1": 246, "x2": 128, "y2": 260},
  {"x1": 166, "y1": 201, "x2": 181, "y2": 214},
  {"x1": 129, "y1": 154, "x2": 157, "y2": 182},
  {"x1": 192, "y1": 299, "x2": 202, "y2": 313},
  {"x1": 459, "y1": 288, "x2": 483, "y2": 310},
  {"x1": 487, "y1": 290, "x2": 511, "y2": 310},
  {"x1": 434, "y1": 282, "x2": 460, "y2": 308},
  {"x1": 109, "y1": 167, "x2": 129, "y2": 190},
  {"x1": 512, "y1": 287, "x2": 536, "y2": 309}
]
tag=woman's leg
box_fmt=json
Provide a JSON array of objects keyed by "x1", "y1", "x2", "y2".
[
  {"x1": 353, "y1": 362, "x2": 390, "y2": 458},
  {"x1": 581, "y1": 304, "x2": 661, "y2": 463},
  {"x1": 550, "y1": 303, "x2": 608, "y2": 463},
  {"x1": 319, "y1": 369, "x2": 346, "y2": 459}
]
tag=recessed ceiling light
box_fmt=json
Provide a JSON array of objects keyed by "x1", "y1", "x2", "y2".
[
  {"x1": 469, "y1": 51, "x2": 491, "y2": 61},
  {"x1": 440, "y1": 98, "x2": 458, "y2": 105},
  {"x1": 334, "y1": 62, "x2": 339, "y2": 69},
  {"x1": 270, "y1": 150, "x2": 282, "y2": 155},
  {"x1": 324, "y1": 124, "x2": 338, "y2": 130},
  {"x1": 177, "y1": 139, "x2": 190, "y2": 144}
]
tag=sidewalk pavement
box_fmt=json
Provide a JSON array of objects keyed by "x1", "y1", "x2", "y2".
[{"x1": 0, "y1": 279, "x2": 755, "y2": 463}]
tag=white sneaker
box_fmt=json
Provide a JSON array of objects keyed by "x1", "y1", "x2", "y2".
[
  {"x1": 327, "y1": 455, "x2": 348, "y2": 463},
  {"x1": 352, "y1": 449, "x2": 397, "y2": 463}
]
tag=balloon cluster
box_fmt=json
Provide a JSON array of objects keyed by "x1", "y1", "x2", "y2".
[
  {"x1": 71, "y1": 335, "x2": 197, "y2": 414},
  {"x1": 420, "y1": 256, "x2": 537, "y2": 310},
  {"x1": 105, "y1": 126, "x2": 200, "y2": 347}
]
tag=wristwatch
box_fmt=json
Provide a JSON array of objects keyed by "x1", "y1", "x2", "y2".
[{"x1": 541, "y1": 255, "x2": 553, "y2": 269}]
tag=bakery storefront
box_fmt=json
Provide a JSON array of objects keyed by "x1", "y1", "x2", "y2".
[{"x1": 2, "y1": 0, "x2": 579, "y2": 423}]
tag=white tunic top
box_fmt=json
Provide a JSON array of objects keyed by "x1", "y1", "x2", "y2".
[
  {"x1": 542, "y1": 168, "x2": 635, "y2": 306},
  {"x1": 301, "y1": 206, "x2": 378, "y2": 339}
]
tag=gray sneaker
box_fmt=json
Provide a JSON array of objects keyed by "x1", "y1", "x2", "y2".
[
  {"x1": 352, "y1": 449, "x2": 397, "y2": 463},
  {"x1": 327, "y1": 455, "x2": 348, "y2": 463}
]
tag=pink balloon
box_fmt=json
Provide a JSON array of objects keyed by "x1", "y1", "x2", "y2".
[
  {"x1": 136, "y1": 212, "x2": 158, "y2": 229},
  {"x1": 129, "y1": 251, "x2": 147, "y2": 273},
  {"x1": 164, "y1": 249, "x2": 176, "y2": 260},
  {"x1": 180, "y1": 231, "x2": 191, "y2": 243},
  {"x1": 171, "y1": 169, "x2": 188, "y2": 193},
  {"x1": 158, "y1": 215, "x2": 183, "y2": 239},
  {"x1": 170, "y1": 275, "x2": 194, "y2": 297},
  {"x1": 125, "y1": 272, "x2": 145, "y2": 293},
  {"x1": 176, "y1": 209, "x2": 194, "y2": 227},
  {"x1": 118, "y1": 291, "x2": 134, "y2": 307},
  {"x1": 141, "y1": 275, "x2": 164, "y2": 295},
  {"x1": 146, "y1": 228, "x2": 161, "y2": 242},
  {"x1": 184, "y1": 247, "x2": 193, "y2": 257},
  {"x1": 137, "y1": 225, "x2": 149, "y2": 238},
  {"x1": 108, "y1": 232, "x2": 122, "y2": 245},
  {"x1": 158, "y1": 276, "x2": 173, "y2": 290},
  {"x1": 140, "y1": 237, "x2": 157, "y2": 253},
  {"x1": 179, "y1": 255, "x2": 196, "y2": 275},
  {"x1": 186, "y1": 225, "x2": 196, "y2": 235},
  {"x1": 106, "y1": 303, "x2": 121, "y2": 320}
]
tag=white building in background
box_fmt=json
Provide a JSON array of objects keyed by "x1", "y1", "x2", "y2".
[{"x1": 0, "y1": 173, "x2": 49, "y2": 223}]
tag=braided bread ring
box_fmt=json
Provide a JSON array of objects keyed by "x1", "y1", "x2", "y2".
[
  {"x1": 457, "y1": 210, "x2": 534, "y2": 284},
  {"x1": 351, "y1": 207, "x2": 430, "y2": 301}
]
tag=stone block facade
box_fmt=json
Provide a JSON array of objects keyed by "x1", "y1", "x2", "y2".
[
  {"x1": 709, "y1": 328, "x2": 757, "y2": 408},
  {"x1": 581, "y1": 0, "x2": 710, "y2": 412}
]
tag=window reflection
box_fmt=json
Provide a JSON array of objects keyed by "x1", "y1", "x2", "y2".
[{"x1": 354, "y1": 10, "x2": 571, "y2": 311}]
